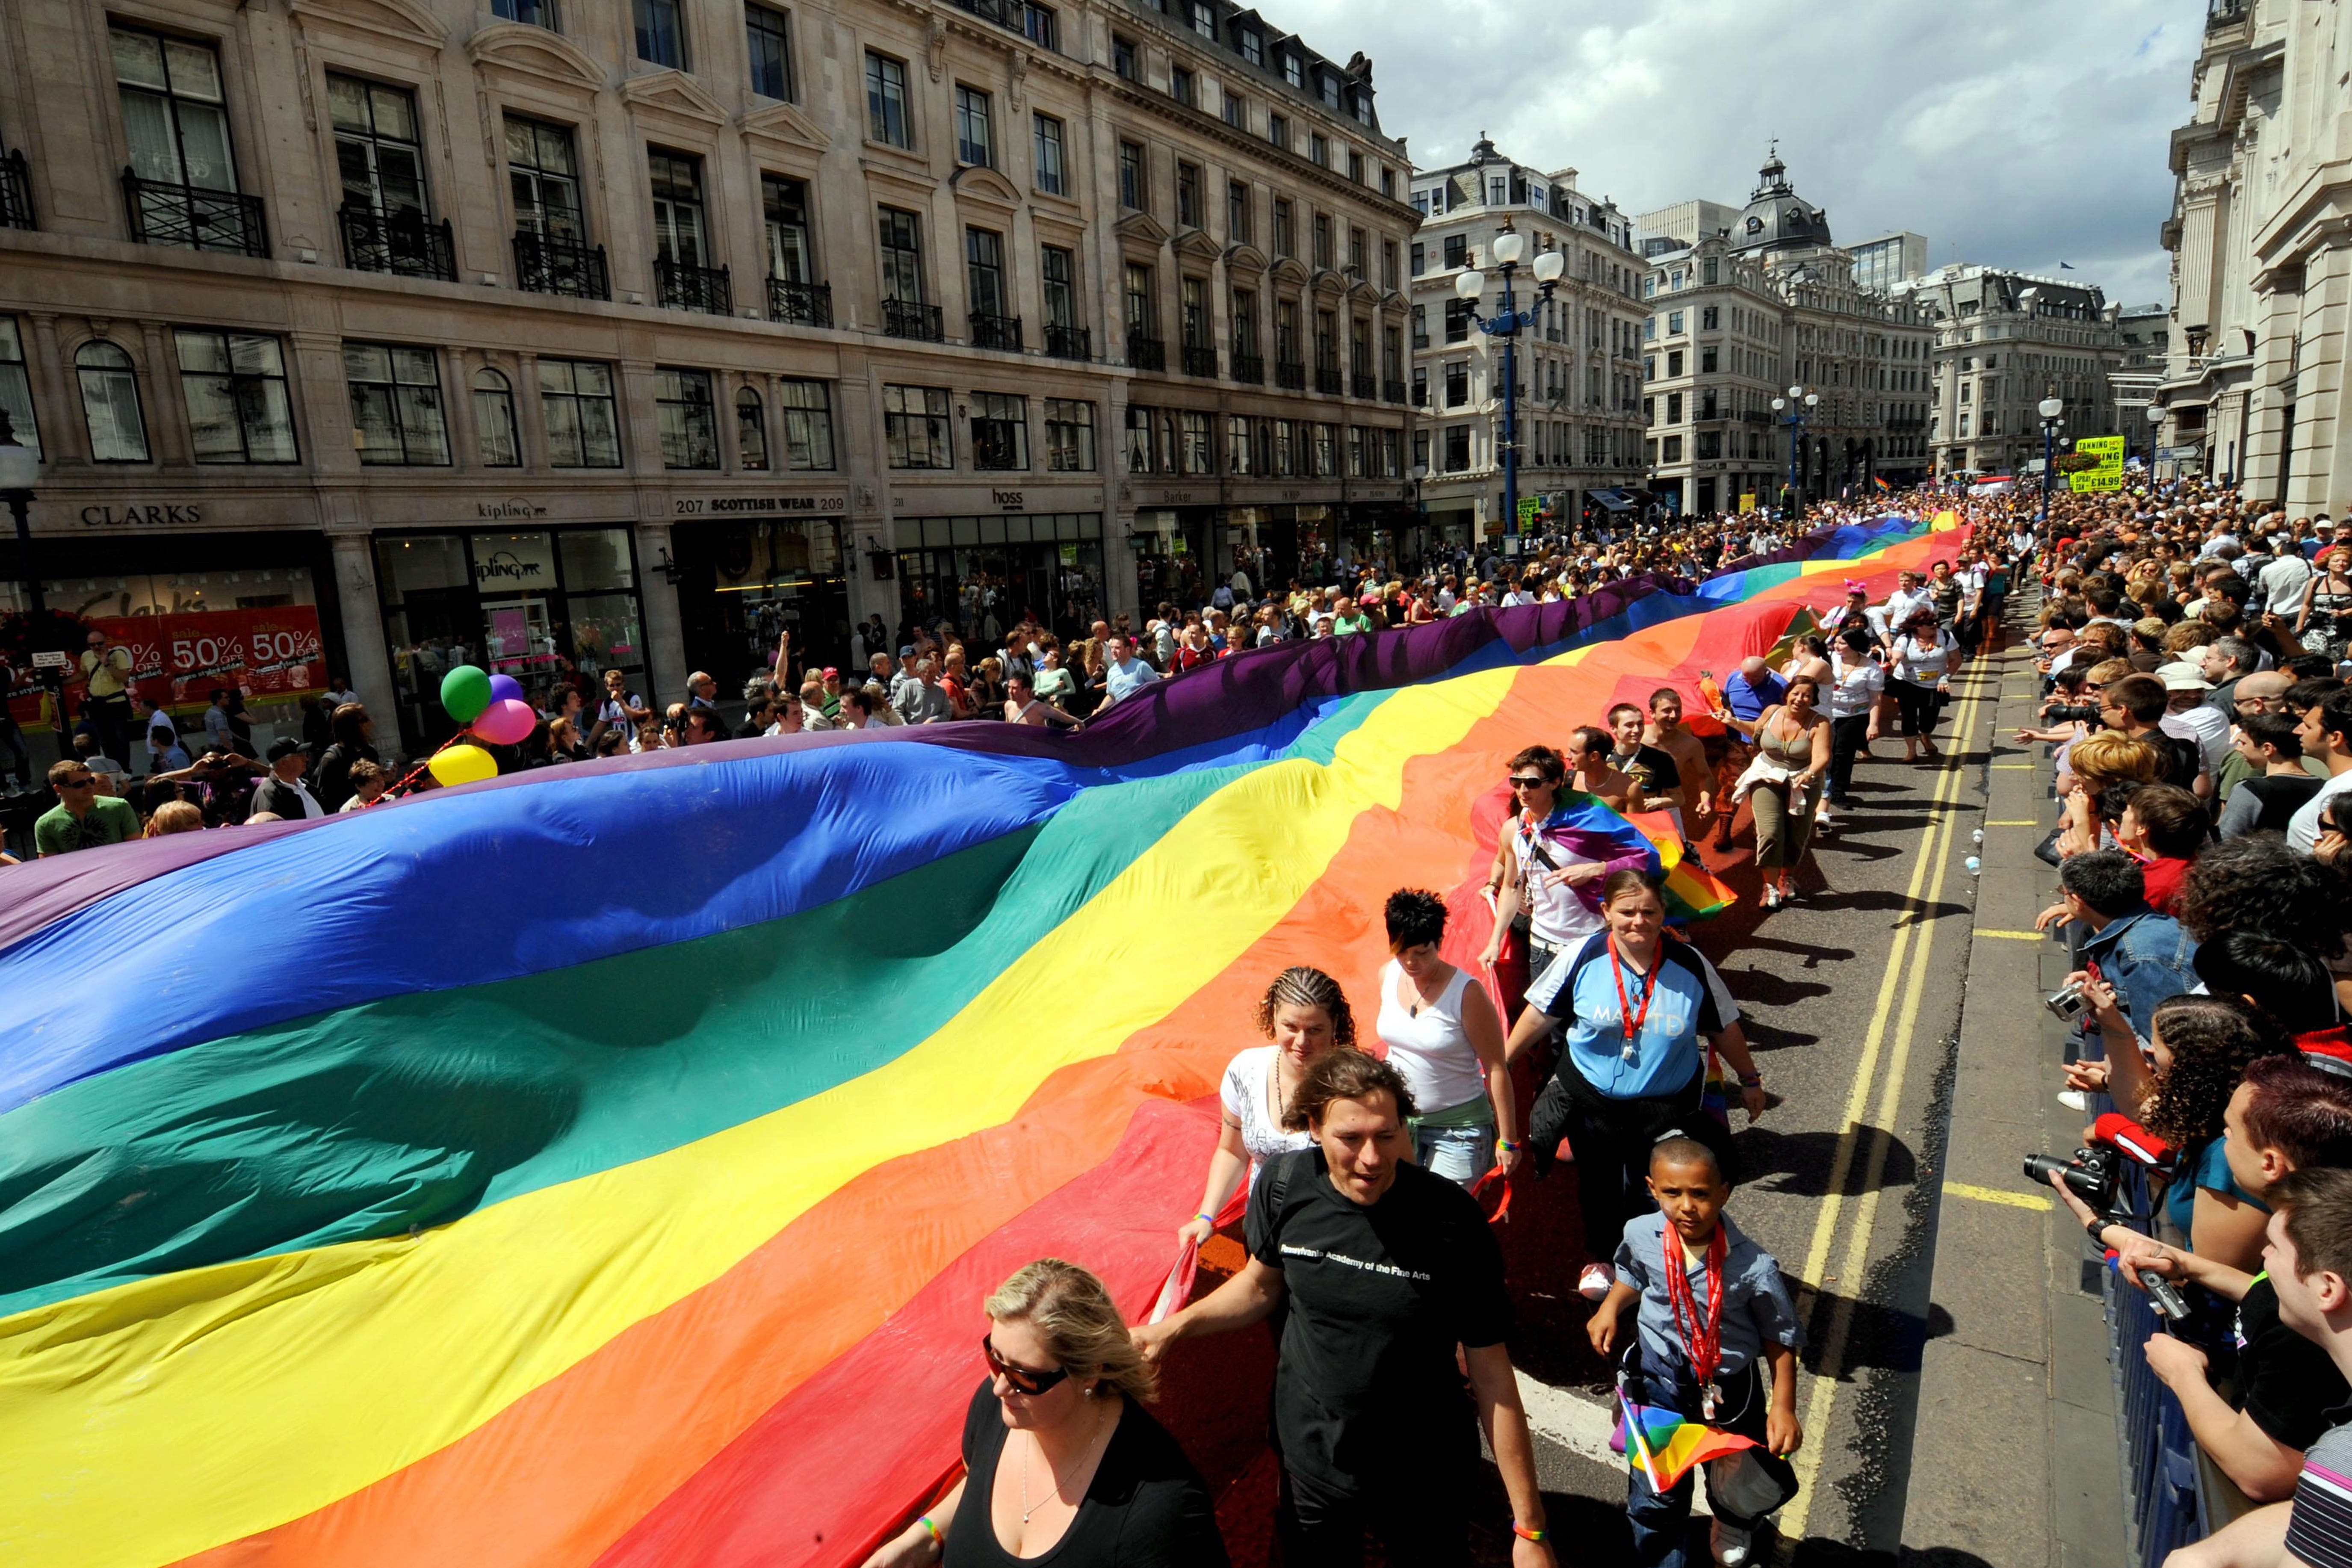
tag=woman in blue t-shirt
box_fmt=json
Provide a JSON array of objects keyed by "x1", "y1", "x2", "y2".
[{"x1": 1504, "y1": 872, "x2": 1770, "y2": 1302}]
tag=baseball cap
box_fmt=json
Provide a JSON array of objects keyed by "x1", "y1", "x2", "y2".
[
  {"x1": 821, "y1": 666, "x2": 839, "y2": 679},
  {"x1": 2154, "y1": 661, "x2": 2212, "y2": 693},
  {"x1": 266, "y1": 737, "x2": 306, "y2": 762},
  {"x1": 898, "y1": 645, "x2": 916, "y2": 658}
]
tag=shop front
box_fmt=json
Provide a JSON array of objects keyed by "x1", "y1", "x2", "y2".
[
  {"x1": 670, "y1": 511, "x2": 852, "y2": 694},
  {"x1": 3, "y1": 522, "x2": 344, "y2": 773},
  {"x1": 372, "y1": 524, "x2": 646, "y2": 754},
  {"x1": 895, "y1": 511, "x2": 1105, "y2": 644}
]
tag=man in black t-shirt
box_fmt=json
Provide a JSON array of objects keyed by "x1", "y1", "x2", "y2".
[
  {"x1": 2110, "y1": 1056, "x2": 2352, "y2": 1505},
  {"x1": 1607, "y1": 703, "x2": 1682, "y2": 806},
  {"x1": 1135, "y1": 1049, "x2": 1556, "y2": 1568}
]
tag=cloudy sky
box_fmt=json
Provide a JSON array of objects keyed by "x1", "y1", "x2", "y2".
[{"x1": 1281, "y1": 0, "x2": 2198, "y2": 307}]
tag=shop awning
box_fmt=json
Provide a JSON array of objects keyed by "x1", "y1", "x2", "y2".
[{"x1": 1585, "y1": 488, "x2": 1637, "y2": 512}]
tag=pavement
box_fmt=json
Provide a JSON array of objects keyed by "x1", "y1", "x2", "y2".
[{"x1": 1472, "y1": 617, "x2": 2127, "y2": 1568}]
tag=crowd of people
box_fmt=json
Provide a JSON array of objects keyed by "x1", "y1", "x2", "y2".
[{"x1": 1983, "y1": 479, "x2": 2352, "y2": 1568}]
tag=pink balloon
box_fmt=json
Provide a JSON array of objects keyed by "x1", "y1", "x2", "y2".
[{"x1": 471, "y1": 697, "x2": 538, "y2": 746}]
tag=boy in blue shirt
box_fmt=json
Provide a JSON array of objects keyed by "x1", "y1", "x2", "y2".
[{"x1": 1589, "y1": 1137, "x2": 1805, "y2": 1568}]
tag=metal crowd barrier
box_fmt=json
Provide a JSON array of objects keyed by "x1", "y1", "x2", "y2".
[{"x1": 2104, "y1": 1162, "x2": 2210, "y2": 1568}]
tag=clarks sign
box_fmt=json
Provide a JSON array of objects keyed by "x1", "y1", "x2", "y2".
[{"x1": 79, "y1": 503, "x2": 204, "y2": 527}]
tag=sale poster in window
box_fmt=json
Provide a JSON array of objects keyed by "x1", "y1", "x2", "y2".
[{"x1": 30, "y1": 608, "x2": 330, "y2": 720}]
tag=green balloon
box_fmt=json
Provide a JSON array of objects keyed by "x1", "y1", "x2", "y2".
[{"x1": 440, "y1": 664, "x2": 493, "y2": 725}]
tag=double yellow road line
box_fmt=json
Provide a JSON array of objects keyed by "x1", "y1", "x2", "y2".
[{"x1": 1775, "y1": 668, "x2": 1994, "y2": 1546}]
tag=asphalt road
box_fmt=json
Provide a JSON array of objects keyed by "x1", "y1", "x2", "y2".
[{"x1": 1473, "y1": 656, "x2": 2002, "y2": 1567}]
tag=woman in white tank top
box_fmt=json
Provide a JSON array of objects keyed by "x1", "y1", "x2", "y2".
[
  {"x1": 1176, "y1": 966, "x2": 1354, "y2": 1245},
  {"x1": 1377, "y1": 888, "x2": 1516, "y2": 1186}
]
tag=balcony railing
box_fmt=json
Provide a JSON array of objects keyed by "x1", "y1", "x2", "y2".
[
  {"x1": 1411, "y1": 332, "x2": 1429, "y2": 351},
  {"x1": 514, "y1": 231, "x2": 610, "y2": 300},
  {"x1": 1230, "y1": 353, "x2": 1265, "y2": 385},
  {"x1": 1741, "y1": 410, "x2": 1773, "y2": 425},
  {"x1": 1043, "y1": 323, "x2": 1090, "y2": 361},
  {"x1": 883, "y1": 299, "x2": 945, "y2": 341},
  {"x1": 970, "y1": 312, "x2": 1024, "y2": 352},
  {"x1": 1383, "y1": 378, "x2": 1408, "y2": 404},
  {"x1": 1315, "y1": 366, "x2": 1344, "y2": 395},
  {"x1": 1276, "y1": 359, "x2": 1306, "y2": 390},
  {"x1": 1351, "y1": 372, "x2": 1377, "y2": 399},
  {"x1": 1, "y1": 149, "x2": 31, "y2": 230},
  {"x1": 946, "y1": 0, "x2": 1059, "y2": 49},
  {"x1": 1128, "y1": 334, "x2": 1166, "y2": 372},
  {"x1": 122, "y1": 170, "x2": 266, "y2": 257},
  {"x1": 656, "y1": 257, "x2": 732, "y2": 316},
  {"x1": 1182, "y1": 344, "x2": 1219, "y2": 377},
  {"x1": 767, "y1": 277, "x2": 833, "y2": 327},
  {"x1": 338, "y1": 204, "x2": 456, "y2": 281}
]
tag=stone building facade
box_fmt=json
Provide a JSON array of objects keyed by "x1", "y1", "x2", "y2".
[
  {"x1": 1405, "y1": 137, "x2": 1649, "y2": 541},
  {"x1": 1636, "y1": 154, "x2": 1935, "y2": 514},
  {"x1": 2156, "y1": 0, "x2": 2351, "y2": 511},
  {"x1": 0, "y1": 0, "x2": 1413, "y2": 756},
  {"x1": 1891, "y1": 265, "x2": 2124, "y2": 482}
]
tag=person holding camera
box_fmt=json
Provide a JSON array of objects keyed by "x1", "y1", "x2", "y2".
[
  {"x1": 2158, "y1": 1167, "x2": 2352, "y2": 1568},
  {"x1": 2050, "y1": 992, "x2": 2272, "y2": 1273},
  {"x1": 2291, "y1": 545, "x2": 2352, "y2": 661},
  {"x1": 2094, "y1": 1057, "x2": 2352, "y2": 1511},
  {"x1": 2036, "y1": 851, "x2": 2197, "y2": 1045}
]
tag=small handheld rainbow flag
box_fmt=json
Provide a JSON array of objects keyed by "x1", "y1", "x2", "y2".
[
  {"x1": 1616, "y1": 1389, "x2": 1758, "y2": 1493},
  {"x1": 1873, "y1": 475, "x2": 1893, "y2": 494}
]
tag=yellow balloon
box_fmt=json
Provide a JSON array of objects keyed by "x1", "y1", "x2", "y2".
[{"x1": 427, "y1": 745, "x2": 498, "y2": 788}]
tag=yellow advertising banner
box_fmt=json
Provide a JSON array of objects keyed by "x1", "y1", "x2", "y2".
[
  {"x1": 2069, "y1": 435, "x2": 2125, "y2": 493},
  {"x1": 1738, "y1": 493, "x2": 1757, "y2": 513}
]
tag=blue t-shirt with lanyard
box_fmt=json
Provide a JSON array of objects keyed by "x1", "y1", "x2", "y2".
[{"x1": 1528, "y1": 930, "x2": 1740, "y2": 1098}]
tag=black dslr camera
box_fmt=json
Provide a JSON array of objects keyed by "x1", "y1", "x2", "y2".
[
  {"x1": 2023, "y1": 1144, "x2": 2119, "y2": 1210},
  {"x1": 2021, "y1": 1146, "x2": 2189, "y2": 1320}
]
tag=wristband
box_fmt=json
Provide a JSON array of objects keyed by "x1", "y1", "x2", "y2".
[
  {"x1": 916, "y1": 1514, "x2": 942, "y2": 1544},
  {"x1": 2083, "y1": 1212, "x2": 2109, "y2": 1241},
  {"x1": 1738, "y1": 1073, "x2": 1763, "y2": 1088},
  {"x1": 1513, "y1": 1523, "x2": 1548, "y2": 1543},
  {"x1": 1194, "y1": 1211, "x2": 1215, "y2": 1225},
  {"x1": 1496, "y1": 1138, "x2": 1521, "y2": 1154}
]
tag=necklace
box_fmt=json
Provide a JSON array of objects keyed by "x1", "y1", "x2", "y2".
[{"x1": 1019, "y1": 1400, "x2": 1113, "y2": 1524}]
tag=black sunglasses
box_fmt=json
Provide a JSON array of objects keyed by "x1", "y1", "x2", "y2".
[
  {"x1": 982, "y1": 1334, "x2": 1071, "y2": 1396},
  {"x1": 1509, "y1": 775, "x2": 1551, "y2": 789}
]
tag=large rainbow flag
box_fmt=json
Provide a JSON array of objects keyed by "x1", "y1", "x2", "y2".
[{"x1": 0, "y1": 512, "x2": 1959, "y2": 1568}]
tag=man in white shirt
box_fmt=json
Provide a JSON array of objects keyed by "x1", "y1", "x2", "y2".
[
  {"x1": 2261, "y1": 535, "x2": 2315, "y2": 623},
  {"x1": 1102, "y1": 636, "x2": 1161, "y2": 703},
  {"x1": 2290, "y1": 691, "x2": 2352, "y2": 853},
  {"x1": 251, "y1": 738, "x2": 327, "y2": 820},
  {"x1": 1881, "y1": 570, "x2": 1935, "y2": 634},
  {"x1": 2156, "y1": 663, "x2": 2231, "y2": 780}
]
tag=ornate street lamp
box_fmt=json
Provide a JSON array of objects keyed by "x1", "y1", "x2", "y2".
[{"x1": 1457, "y1": 224, "x2": 1564, "y2": 552}]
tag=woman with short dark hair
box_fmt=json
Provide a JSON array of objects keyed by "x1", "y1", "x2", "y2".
[{"x1": 1377, "y1": 889, "x2": 1516, "y2": 1184}]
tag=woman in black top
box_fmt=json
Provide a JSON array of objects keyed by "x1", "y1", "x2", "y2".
[{"x1": 861, "y1": 1259, "x2": 1226, "y2": 1568}]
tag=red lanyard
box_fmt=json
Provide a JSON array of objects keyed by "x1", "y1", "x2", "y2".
[
  {"x1": 1664, "y1": 1226, "x2": 1728, "y2": 1391},
  {"x1": 1607, "y1": 937, "x2": 1659, "y2": 1058}
]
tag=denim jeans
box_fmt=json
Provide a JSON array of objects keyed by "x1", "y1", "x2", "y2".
[{"x1": 1413, "y1": 1121, "x2": 1495, "y2": 1186}]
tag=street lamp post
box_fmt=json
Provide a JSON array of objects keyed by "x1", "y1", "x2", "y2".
[
  {"x1": 2145, "y1": 404, "x2": 2165, "y2": 478},
  {"x1": 1770, "y1": 385, "x2": 1820, "y2": 520},
  {"x1": 1457, "y1": 224, "x2": 1564, "y2": 554},
  {"x1": 2037, "y1": 391, "x2": 2065, "y2": 524}
]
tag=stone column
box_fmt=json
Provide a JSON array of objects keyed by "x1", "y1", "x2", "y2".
[
  {"x1": 328, "y1": 533, "x2": 401, "y2": 755},
  {"x1": 2291, "y1": 238, "x2": 2349, "y2": 518}
]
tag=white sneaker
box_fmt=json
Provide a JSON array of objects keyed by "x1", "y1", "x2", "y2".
[
  {"x1": 1711, "y1": 1518, "x2": 1755, "y2": 1567},
  {"x1": 1578, "y1": 1261, "x2": 1615, "y2": 1301},
  {"x1": 2057, "y1": 1089, "x2": 2090, "y2": 1112}
]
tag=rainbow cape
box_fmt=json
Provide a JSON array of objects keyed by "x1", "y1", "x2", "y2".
[
  {"x1": 1618, "y1": 1391, "x2": 1760, "y2": 1494},
  {"x1": 0, "y1": 512, "x2": 1957, "y2": 1568}
]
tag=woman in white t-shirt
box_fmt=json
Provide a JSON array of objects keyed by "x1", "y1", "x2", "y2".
[
  {"x1": 1175, "y1": 966, "x2": 1354, "y2": 1245},
  {"x1": 1377, "y1": 888, "x2": 1514, "y2": 1185},
  {"x1": 1886, "y1": 607, "x2": 1959, "y2": 762},
  {"x1": 1820, "y1": 625, "x2": 1887, "y2": 824}
]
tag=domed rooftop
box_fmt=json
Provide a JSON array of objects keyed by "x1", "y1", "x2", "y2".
[{"x1": 1732, "y1": 145, "x2": 1831, "y2": 254}]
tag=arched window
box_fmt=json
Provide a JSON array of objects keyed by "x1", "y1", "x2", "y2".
[
  {"x1": 473, "y1": 366, "x2": 520, "y2": 467},
  {"x1": 736, "y1": 385, "x2": 768, "y2": 471},
  {"x1": 76, "y1": 341, "x2": 150, "y2": 462}
]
